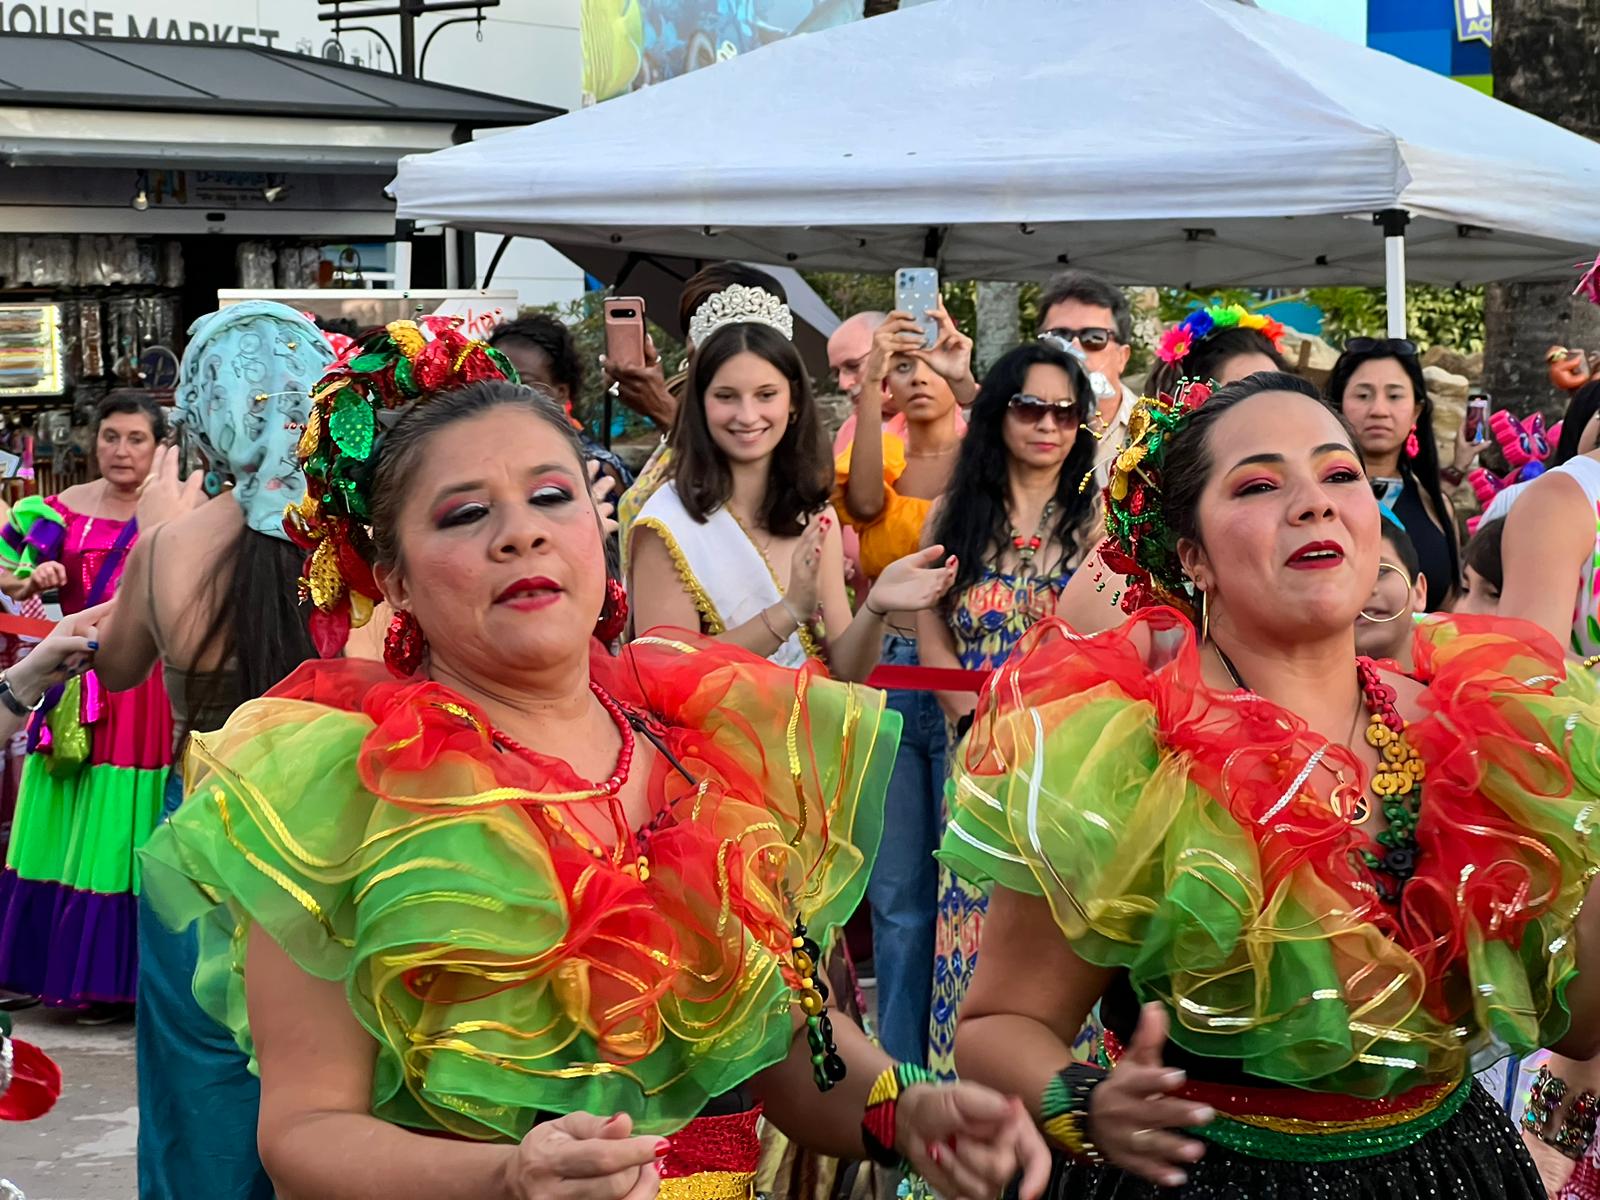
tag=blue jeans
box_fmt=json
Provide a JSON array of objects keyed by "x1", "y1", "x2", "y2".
[
  {"x1": 867, "y1": 635, "x2": 945, "y2": 1066},
  {"x1": 137, "y1": 771, "x2": 274, "y2": 1200}
]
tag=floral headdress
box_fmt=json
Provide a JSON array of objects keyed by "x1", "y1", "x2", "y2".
[
  {"x1": 286, "y1": 316, "x2": 518, "y2": 657},
  {"x1": 1099, "y1": 378, "x2": 1214, "y2": 616},
  {"x1": 1156, "y1": 303, "x2": 1286, "y2": 366}
]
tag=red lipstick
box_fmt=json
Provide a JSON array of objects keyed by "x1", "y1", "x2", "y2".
[
  {"x1": 1286, "y1": 540, "x2": 1345, "y2": 570},
  {"x1": 495, "y1": 576, "x2": 563, "y2": 610}
]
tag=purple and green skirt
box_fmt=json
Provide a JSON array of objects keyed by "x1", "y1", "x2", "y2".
[{"x1": 0, "y1": 669, "x2": 172, "y2": 1007}]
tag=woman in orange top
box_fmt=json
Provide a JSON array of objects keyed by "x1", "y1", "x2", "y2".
[{"x1": 833, "y1": 304, "x2": 971, "y2": 1067}]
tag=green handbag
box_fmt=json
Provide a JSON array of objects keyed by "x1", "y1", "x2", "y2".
[{"x1": 44, "y1": 675, "x2": 89, "y2": 780}]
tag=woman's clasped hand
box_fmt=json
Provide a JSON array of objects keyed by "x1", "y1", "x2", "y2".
[
  {"x1": 897, "y1": 1080, "x2": 1053, "y2": 1200},
  {"x1": 500, "y1": 1112, "x2": 666, "y2": 1200}
]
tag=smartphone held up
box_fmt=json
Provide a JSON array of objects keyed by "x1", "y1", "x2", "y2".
[
  {"x1": 894, "y1": 268, "x2": 941, "y2": 350},
  {"x1": 603, "y1": 297, "x2": 648, "y2": 372},
  {"x1": 1465, "y1": 390, "x2": 1490, "y2": 444}
]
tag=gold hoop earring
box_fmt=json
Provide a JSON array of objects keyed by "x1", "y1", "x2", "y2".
[
  {"x1": 1199, "y1": 589, "x2": 1210, "y2": 643},
  {"x1": 1358, "y1": 562, "x2": 1413, "y2": 624}
]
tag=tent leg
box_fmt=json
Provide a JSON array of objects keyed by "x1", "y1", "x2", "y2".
[{"x1": 1375, "y1": 209, "x2": 1410, "y2": 337}]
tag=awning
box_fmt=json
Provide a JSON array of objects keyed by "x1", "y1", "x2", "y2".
[
  {"x1": 0, "y1": 32, "x2": 560, "y2": 171},
  {"x1": 390, "y1": 0, "x2": 1600, "y2": 290}
]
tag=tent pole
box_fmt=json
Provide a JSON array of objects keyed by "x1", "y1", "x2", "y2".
[{"x1": 1375, "y1": 209, "x2": 1410, "y2": 337}]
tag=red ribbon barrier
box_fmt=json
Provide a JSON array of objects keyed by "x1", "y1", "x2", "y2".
[
  {"x1": 863, "y1": 664, "x2": 992, "y2": 694},
  {"x1": 0, "y1": 613, "x2": 53, "y2": 639}
]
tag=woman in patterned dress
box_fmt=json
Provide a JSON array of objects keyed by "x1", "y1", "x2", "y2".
[{"x1": 915, "y1": 342, "x2": 1100, "y2": 1077}]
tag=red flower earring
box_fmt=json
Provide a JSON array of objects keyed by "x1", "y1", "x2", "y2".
[
  {"x1": 1405, "y1": 425, "x2": 1420, "y2": 459},
  {"x1": 594, "y1": 577, "x2": 629, "y2": 646},
  {"x1": 384, "y1": 610, "x2": 427, "y2": 678}
]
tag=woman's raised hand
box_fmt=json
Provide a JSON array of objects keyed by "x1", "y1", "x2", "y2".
[
  {"x1": 1089, "y1": 1003, "x2": 1212, "y2": 1189},
  {"x1": 863, "y1": 312, "x2": 927, "y2": 393},
  {"x1": 137, "y1": 444, "x2": 206, "y2": 530},
  {"x1": 22, "y1": 560, "x2": 68, "y2": 598},
  {"x1": 784, "y1": 513, "x2": 830, "y2": 620},
  {"x1": 499, "y1": 1111, "x2": 664, "y2": 1200},
  {"x1": 866, "y1": 545, "x2": 958, "y2": 615},
  {"x1": 895, "y1": 1083, "x2": 1053, "y2": 1200},
  {"x1": 588, "y1": 459, "x2": 620, "y2": 538},
  {"x1": 913, "y1": 297, "x2": 975, "y2": 387}
]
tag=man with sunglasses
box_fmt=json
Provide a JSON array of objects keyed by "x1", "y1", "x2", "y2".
[{"x1": 1036, "y1": 270, "x2": 1139, "y2": 484}]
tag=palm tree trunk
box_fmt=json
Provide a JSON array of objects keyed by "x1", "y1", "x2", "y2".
[{"x1": 1482, "y1": 0, "x2": 1600, "y2": 417}]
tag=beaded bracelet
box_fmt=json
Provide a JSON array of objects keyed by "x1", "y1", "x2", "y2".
[
  {"x1": 1040, "y1": 1063, "x2": 1108, "y2": 1163},
  {"x1": 790, "y1": 919, "x2": 846, "y2": 1092},
  {"x1": 861, "y1": 1062, "x2": 936, "y2": 1167}
]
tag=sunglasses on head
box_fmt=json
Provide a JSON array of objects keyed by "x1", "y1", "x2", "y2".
[
  {"x1": 1345, "y1": 336, "x2": 1419, "y2": 358},
  {"x1": 1040, "y1": 326, "x2": 1117, "y2": 352},
  {"x1": 1008, "y1": 393, "x2": 1082, "y2": 426}
]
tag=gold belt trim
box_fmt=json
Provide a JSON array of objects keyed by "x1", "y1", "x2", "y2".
[{"x1": 659, "y1": 1170, "x2": 757, "y2": 1200}]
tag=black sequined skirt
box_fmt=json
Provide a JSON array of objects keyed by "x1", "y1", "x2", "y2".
[{"x1": 1029, "y1": 1081, "x2": 1543, "y2": 1200}]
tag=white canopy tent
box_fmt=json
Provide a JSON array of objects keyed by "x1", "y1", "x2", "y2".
[{"x1": 390, "y1": 0, "x2": 1600, "y2": 336}]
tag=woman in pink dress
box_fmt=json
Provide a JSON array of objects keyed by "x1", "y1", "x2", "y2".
[{"x1": 0, "y1": 393, "x2": 172, "y2": 1013}]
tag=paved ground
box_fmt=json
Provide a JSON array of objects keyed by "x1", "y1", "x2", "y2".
[
  {"x1": 0, "y1": 978, "x2": 879, "y2": 1200},
  {"x1": 0, "y1": 1007, "x2": 135, "y2": 1200}
]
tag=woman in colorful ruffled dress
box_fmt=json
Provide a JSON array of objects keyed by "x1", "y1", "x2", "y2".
[
  {"x1": 943, "y1": 371, "x2": 1599, "y2": 1196},
  {"x1": 914, "y1": 342, "x2": 1100, "y2": 1080},
  {"x1": 140, "y1": 322, "x2": 1048, "y2": 1200},
  {"x1": 0, "y1": 393, "x2": 173, "y2": 1013}
]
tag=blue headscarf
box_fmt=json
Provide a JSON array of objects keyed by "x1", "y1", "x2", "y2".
[{"x1": 174, "y1": 302, "x2": 336, "y2": 540}]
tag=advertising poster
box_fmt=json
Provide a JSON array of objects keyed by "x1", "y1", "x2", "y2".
[{"x1": 582, "y1": 0, "x2": 864, "y2": 103}]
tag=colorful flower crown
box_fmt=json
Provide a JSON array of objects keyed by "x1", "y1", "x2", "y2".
[
  {"x1": 285, "y1": 316, "x2": 518, "y2": 656},
  {"x1": 1156, "y1": 303, "x2": 1286, "y2": 366},
  {"x1": 1099, "y1": 378, "x2": 1214, "y2": 616}
]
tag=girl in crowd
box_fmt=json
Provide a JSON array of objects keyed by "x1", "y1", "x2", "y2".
[
  {"x1": 140, "y1": 322, "x2": 1048, "y2": 1200},
  {"x1": 1457, "y1": 517, "x2": 1505, "y2": 617},
  {"x1": 942, "y1": 372, "x2": 1597, "y2": 1196},
  {"x1": 0, "y1": 392, "x2": 174, "y2": 1014},
  {"x1": 630, "y1": 288, "x2": 956, "y2": 682},
  {"x1": 1143, "y1": 303, "x2": 1290, "y2": 401},
  {"x1": 1352, "y1": 514, "x2": 1427, "y2": 671},
  {"x1": 915, "y1": 341, "x2": 1099, "y2": 1079},
  {"x1": 615, "y1": 263, "x2": 787, "y2": 557},
  {"x1": 488, "y1": 314, "x2": 632, "y2": 489},
  {"x1": 1326, "y1": 338, "x2": 1471, "y2": 607},
  {"x1": 92, "y1": 302, "x2": 333, "y2": 1200},
  {"x1": 830, "y1": 303, "x2": 971, "y2": 1066}
]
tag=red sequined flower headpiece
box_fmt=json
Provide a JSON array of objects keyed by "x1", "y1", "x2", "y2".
[
  {"x1": 1098, "y1": 378, "x2": 1213, "y2": 617},
  {"x1": 285, "y1": 316, "x2": 518, "y2": 656}
]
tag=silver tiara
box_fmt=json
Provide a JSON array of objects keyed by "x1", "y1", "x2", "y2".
[{"x1": 687, "y1": 285, "x2": 794, "y2": 347}]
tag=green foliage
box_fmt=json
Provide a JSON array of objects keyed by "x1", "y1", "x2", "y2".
[
  {"x1": 1308, "y1": 286, "x2": 1484, "y2": 353},
  {"x1": 1157, "y1": 285, "x2": 1485, "y2": 352}
]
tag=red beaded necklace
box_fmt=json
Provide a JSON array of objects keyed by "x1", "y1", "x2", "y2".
[{"x1": 492, "y1": 682, "x2": 637, "y2": 802}]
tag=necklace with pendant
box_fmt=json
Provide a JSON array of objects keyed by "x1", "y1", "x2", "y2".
[{"x1": 1211, "y1": 644, "x2": 1423, "y2": 904}]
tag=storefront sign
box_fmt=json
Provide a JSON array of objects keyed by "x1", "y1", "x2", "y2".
[
  {"x1": 1454, "y1": 0, "x2": 1491, "y2": 46},
  {"x1": 0, "y1": 2, "x2": 392, "y2": 69},
  {"x1": 0, "y1": 4, "x2": 279, "y2": 43}
]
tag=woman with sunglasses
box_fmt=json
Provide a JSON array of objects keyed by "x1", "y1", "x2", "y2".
[
  {"x1": 1327, "y1": 338, "x2": 1471, "y2": 608},
  {"x1": 916, "y1": 342, "x2": 1101, "y2": 1080}
]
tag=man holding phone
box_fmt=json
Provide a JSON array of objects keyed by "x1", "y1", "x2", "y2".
[{"x1": 1036, "y1": 270, "x2": 1139, "y2": 482}]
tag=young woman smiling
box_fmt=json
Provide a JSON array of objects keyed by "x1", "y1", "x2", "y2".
[{"x1": 629, "y1": 289, "x2": 955, "y2": 683}]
